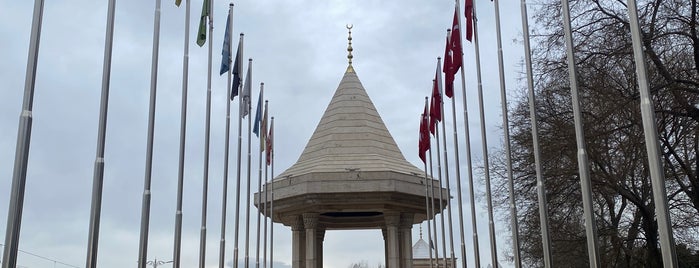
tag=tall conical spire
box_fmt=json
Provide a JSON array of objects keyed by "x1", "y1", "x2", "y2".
[
  {"x1": 276, "y1": 26, "x2": 423, "y2": 179},
  {"x1": 346, "y1": 24, "x2": 354, "y2": 73}
]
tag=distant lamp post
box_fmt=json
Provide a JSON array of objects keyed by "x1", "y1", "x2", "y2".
[{"x1": 146, "y1": 259, "x2": 173, "y2": 268}]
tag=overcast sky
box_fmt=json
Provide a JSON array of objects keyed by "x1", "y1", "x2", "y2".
[{"x1": 1, "y1": 1, "x2": 528, "y2": 267}]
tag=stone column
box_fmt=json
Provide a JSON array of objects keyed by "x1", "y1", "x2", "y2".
[
  {"x1": 400, "y1": 213, "x2": 414, "y2": 268},
  {"x1": 290, "y1": 216, "x2": 306, "y2": 268},
  {"x1": 384, "y1": 212, "x2": 401, "y2": 268},
  {"x1": 316, "y1": 228, "x2": 326, "y2": 267},
  {"x1": 382, "y1": 228, "x2": 388, "y2": 267},
  {"x1": 303, "y1": 213, "x2": 319, "y2": 268}
]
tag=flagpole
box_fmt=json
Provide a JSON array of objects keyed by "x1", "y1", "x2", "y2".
[
  {"x1": 453, "y1": 1, "x2": 479, "y2": 265},
  {"x1": 269, "y1": 116, "x2": 274, "y2": 268},
  {"x1": 173, "y1": 0, "x2": 192, "y2": 267},
  {"x1": 626, "y1": 0, "x2": 678, "y2": 266},
  {"x1": 430, "y1": 99, "x2": 447, "y2": 268},
  {"x1": 428, "y1": 141, "x2": 440, "y2": 267},
  {"x1": 468, "y1": 0, "x2": 501, "y2": 265},
  {"x1": 425, "y1": 127, "x2": 439, "y2": 265},
  {"x1": 1, "y1": 1, "x2": 44, "y2": 267},
  {"x1": 427, "y1": 120, "x2": 437, "y2": 268},
  {"x1": 255, "y1": 96, "x2": 266, "y2": 268},
  {"x1": 244, "y1": 80, "x2": 253, "y2": 268},
  {"x1": 434, "y1": 57, "x2": 454, "y2": 268},
  {"x1": 136, "y1": 0, "x2": 163, "y2": 267},
  {"x1": 233, "y1": 38, "x2": 245, "y2": 268},
  {"x1": 217, "y1": 4, "x2": 234, "y2": 268},
  {"x1": 269, "y1": 117, "x2": 275, "y2": 268},
  {"x1": 559, "y1": 1, "x2": 603, "y2": 267},
  {"x1": 263, "y1": 173, "x2": 268, "y2": 268},
  {"x1": 197, "y1": 0, "x2": 214, "y2": 266},
  {"x1": 421, "y1": 98, "x2": 434, "y2": 268},
  {"x1": 83, "y1": 0, "x2": 115, "y2": 266},
  {"x1": 425, "y1": 104, "x2": 441, "y2": 267},
  {"x1": 512, "y1": 0, "x2": 538, "y2": 266}
]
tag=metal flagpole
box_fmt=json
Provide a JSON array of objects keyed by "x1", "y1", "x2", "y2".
[
  {"x1": 560, "y1": 0, "x2": 602, "y2": 266},
  {"x1": 2, "y1": 1, "x2": 44, "y2": 267},
  {"x1": 263, "y1": 175, "x2": 268, "y2": 268},
  {"x1": 421, "y1": 98, "x2": 434, "y2": 268},
  {"x1": 255, "y1": 96, "x2": 266, "y2": 268},
  {"x1": 85, "y1": 0, "x2": 116, "y2": 267},
  {"x1": 233, "y1": 39, "x2": 245, "y2": 268},
  {"x1": 137, "y1": 0, "x2": 163, "y2": 267},
  {"x1": 263, "y1": 147, "x2": 269, "y2": 268},
  {"x1": 469, "y1": 0, "x2": 499, "y2": 264},
  {"x1": 269, "y1": 116, "x2": 274, "y2": 268},
  {"x1": 431, "y1": 103, "x2": 447, "y2": 268},
  {"x1": 453, "y1": 1, "x2": 479, "y2": 266},
  {"x1": 434, "y1": 58, "x2": 451, "y2": 268},
  {"x1": 173, "y1": 0, "x2": 192, "y2": 266},
  {"x1": 429, "y1": 145, "x2": 440, "y2": 267},
  {"x1": 520, "y1": 0, "x2": 552, "y2": 265},
  {"x1": 198, "y1": 0, "x2": 214, "y2": 266},
  {"x1": 428, "y1": 120, "x2": 438, "y2": 268},
  {"x1": 437, "y1": 53, "x2": 457, "y2": 268},
  {"x1": 218, "y1": 4, "x2": 234, "y2": 268},
  {"x1": 626, "y1": 0, "x2": 679, "y2": 266},
  {"x1": 510, "y1": 0, "x2": 537, "y2": 266},
  {"x1": 269, "y1": 117, "x2": 275, "y2": 268},
  {"x1": 245, "y1": 79, "x2": 253, "y2": 268}
]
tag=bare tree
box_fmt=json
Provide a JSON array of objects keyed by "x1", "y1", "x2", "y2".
[{"x1": 490, "y1": 0, "x2": 699, "y2": 267}]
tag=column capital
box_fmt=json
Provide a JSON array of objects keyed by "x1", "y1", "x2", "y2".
[
  {"x1": 303, "y1": 213, "x2": 319, "y2": 229},
  {"x1": 384, "y1": 212, "x2": 400, "y2": 227},
  {"x1": 399, "y1": 213, "x2": 414, "y2": 229},
  {"x1": 289, "y1": 215, "x2": 305, "y2": 231}
]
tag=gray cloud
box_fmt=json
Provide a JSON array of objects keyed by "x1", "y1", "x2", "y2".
[{"x1": 1, "y1": 1, "x2": 525, "y2": 268}]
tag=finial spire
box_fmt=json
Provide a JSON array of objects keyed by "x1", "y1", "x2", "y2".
[{"x1": 346, "y1": 24, "x2": 355, "y2": 73}]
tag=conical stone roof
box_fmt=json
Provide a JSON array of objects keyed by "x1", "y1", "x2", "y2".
[{"x1": 277, "y1": 69, "x2": 424, "y2": 179}]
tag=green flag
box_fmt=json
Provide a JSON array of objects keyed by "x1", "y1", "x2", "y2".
[
  {"x1": 196, "y1": 0, "x2": 210, "y2": 46},
  {"x1": 176, "y1": 0, "x2": 181, "y2": 6}
]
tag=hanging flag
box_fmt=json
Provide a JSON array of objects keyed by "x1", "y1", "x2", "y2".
[
  {"x1": 253, "y1": 88, "x2": 263, "y2": 136},
  {"x1": 240, "y1": 59, "x2": 252, "y2": 118},
  {"x1": 176, "y1": 0, "x2": 182, "y2": 6},
  {"x1": 219, "y1": 9, "x2": 232, "y2": 75},
  {"x1": 196, "y1": 0, "x2": 210, "y2": 47},
  {"x1": 419, "y1": 102, "x2": 430, "y2": 163},
  {"x1": 260, "y1": 101, "x2": 268, "y2": 152},
  {"x1": 464, "y1": 0, "x2": 474, "y2": 42},
  {"x1": 266, "y1": 120, "x2": 273, "y2": 165},
  {"x1": 429, "y1": 76, "x2": 442, "y2": 135},
  {"x1": 443, "y1": 33, "x2": 454, "y2": 98},
  {"x1": 450, "y1": 7, "x2": 463, "y2": 74},
  {"x1": 231, "y1": 35, "x2": 244, "y2": 99}
]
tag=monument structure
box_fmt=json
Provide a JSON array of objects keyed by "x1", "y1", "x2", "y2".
[{"x1": 255, "y1": 26, "x2": 448, "y2": 268}]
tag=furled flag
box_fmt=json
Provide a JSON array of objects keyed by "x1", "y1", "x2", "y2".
[
  {"x1": 219, "y1": 8, "x2": 232, "y2": 75},
  {"x1": 266, "y1": 119, "x2": 273, "y2": 166},
  {"x1": 253, "y1": 87, "x2": 263, "y2": 136},
  {"x1": 231, "y1": 34, "x2": 244, "y2": 100},
  {"x1": 419, "y1": 102, "x2": 430, "y2": 163},
  {"x1": 176, "y1": 0, "x2": 182, "y2": 7},
  {"x1": 443, "y1": 33, "x2": 454, "y2": 98},
  {"x1": 464, "y1": 0, "x2": 474, "y2": 42},
  {"x1": 240, "y1": 59, "x2": 252, "y2": 118},
  {"x1": 196, "y1": 0, "x2": 210, "y2": 47},
  {"x1": 260, "y1": 101, "x2": 268, "y2": 152},
  {"x1": 429, "y1": 78, "x2": 442, "y2": 135}
]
